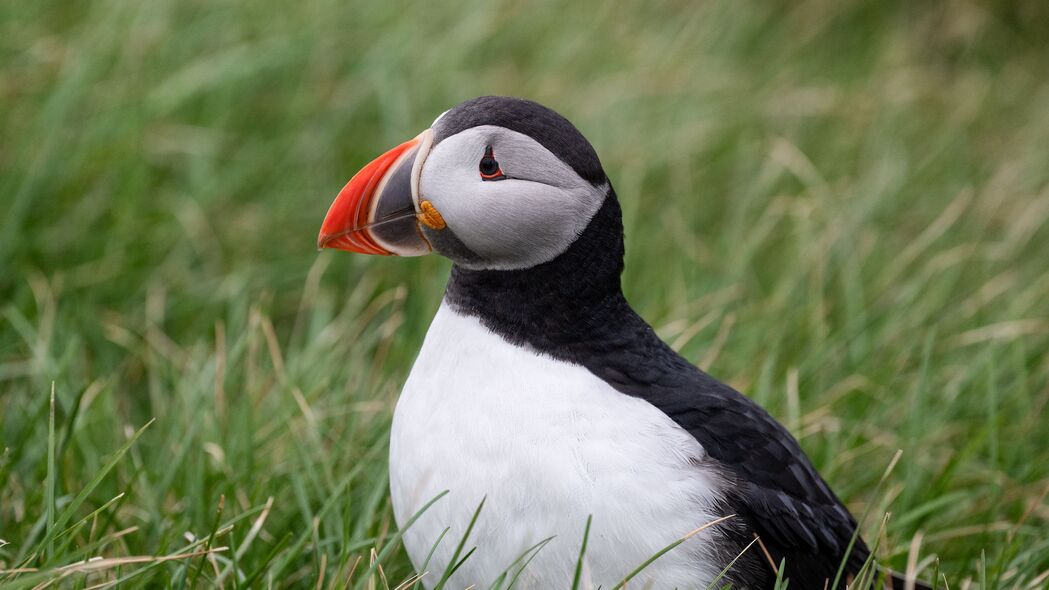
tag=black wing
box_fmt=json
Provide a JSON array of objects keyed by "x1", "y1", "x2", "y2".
[
  {"x1": 668, "y1": 375, "x2": 870, "y2": 589},
  {"x1": 583, "y1": 315, "x2": 871, "y2": 590}
]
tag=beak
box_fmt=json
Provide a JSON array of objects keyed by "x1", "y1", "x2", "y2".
[{"x1": 318, "y1": 129, "x2": 434, "y2": 256}]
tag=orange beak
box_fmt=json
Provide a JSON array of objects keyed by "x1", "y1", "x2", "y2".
[{"x1": 318, "y1": 132, "x2": 432, "y2": 256}]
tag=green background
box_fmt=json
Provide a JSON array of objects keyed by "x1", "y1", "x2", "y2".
[{"x1": 2, "y1": 0, "x2": 1048, "y2": 587}]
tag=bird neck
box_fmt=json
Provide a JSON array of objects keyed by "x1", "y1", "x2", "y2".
[{"x1": 444, "y1": 192, "x2": 635, "y2": 354}]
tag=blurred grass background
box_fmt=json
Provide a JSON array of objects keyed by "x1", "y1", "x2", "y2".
[{"x1": 2, "y1": 0, "x2": 1049, "y2": 587}]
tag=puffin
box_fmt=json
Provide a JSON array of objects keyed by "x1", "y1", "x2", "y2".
[{"x1": 317, "y1": 96, "x2": 926, "y2": 590}]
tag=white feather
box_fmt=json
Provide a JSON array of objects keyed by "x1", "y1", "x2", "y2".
[{"x1": 390, "y1": 302, "x2": 730, "y2": 589}]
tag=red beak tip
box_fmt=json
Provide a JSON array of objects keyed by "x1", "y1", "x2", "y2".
[{"x1": 320, "y1": 136, "x2": 421, "y2": 256}]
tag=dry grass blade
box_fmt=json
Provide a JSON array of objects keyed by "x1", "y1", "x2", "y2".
[
  {"x1": 611, "y1": 514, "x2": 736, "y2": 590},
  {"x1": 61, "y1": 547, "x2": 228, "y2": 574}
]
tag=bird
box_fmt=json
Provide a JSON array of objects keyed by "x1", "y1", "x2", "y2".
[{"x1": 317, "y1": 96, "x2": 927, "y2": 590}]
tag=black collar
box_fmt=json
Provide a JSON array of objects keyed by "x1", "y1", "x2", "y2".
[{"x1": 445, "y1": 190, "x2": 627, "y2": 355}]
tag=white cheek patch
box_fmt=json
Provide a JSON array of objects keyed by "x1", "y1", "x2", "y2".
[
  {"x1": 461, "y1": 180, "x2": 604, "y2": 268},
  {"x1": 419, "y1": 126, "x2": 607, "y2": 270}
]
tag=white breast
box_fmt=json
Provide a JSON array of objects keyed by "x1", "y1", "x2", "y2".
[{"x1": 390, "y1": 302, "x2": 728, "y2": 589}]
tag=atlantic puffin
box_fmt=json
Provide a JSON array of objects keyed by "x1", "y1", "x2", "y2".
[{"x1": 318, "y1": 96, "x2": 925, "y2": 589}]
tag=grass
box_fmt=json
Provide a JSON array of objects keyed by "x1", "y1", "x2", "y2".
[{"x1": 2, "y1": 0, "x2": 1049, "y2": 587}]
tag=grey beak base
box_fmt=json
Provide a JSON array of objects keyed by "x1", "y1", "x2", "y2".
[{"x1": 372, "y1": 145, "x2": 431, "y2": 256}]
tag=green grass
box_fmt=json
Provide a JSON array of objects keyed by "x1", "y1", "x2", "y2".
[{"x1": 2, "y1": 0, "x2": 1049, "y2": 587}]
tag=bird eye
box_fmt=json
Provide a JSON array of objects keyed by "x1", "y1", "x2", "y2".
[{"x1": 479, "y1": 145, "x2": 505, "y2": 180}]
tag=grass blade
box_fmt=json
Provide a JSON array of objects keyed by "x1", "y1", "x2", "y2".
[
  {"x1": 357, "y1": 490, "x2": 450, "y2": 587},
  {"x1": 434, "y1": 496, "x2": 485, "y2": 589},
  {"x1": 45, "y1": 382, "x2": 57, "y2": 562},
  {"x1": 571, "y1": 516, "x2": 592, "y2": 590},
  {"x1": 831, "y1": 449, "x2": 902, "y2": 590},
  {"x1": 26, "y1": 418, "x2": 155, "y2": 568},
  {"x1": 704, "y1": 536, "x2": 758, "y2": 590},
  {"x1": 611, "y1": 514, "x2": 736, "y2": 590}
]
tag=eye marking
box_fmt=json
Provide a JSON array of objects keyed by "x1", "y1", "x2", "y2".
[{"x1": 479, "y1": 145, "x2": 506, "y2": 181}]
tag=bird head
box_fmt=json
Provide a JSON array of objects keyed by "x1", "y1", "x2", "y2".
[{"x1": 318, "y1": 96, "x2": 615, "y2": 271}]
